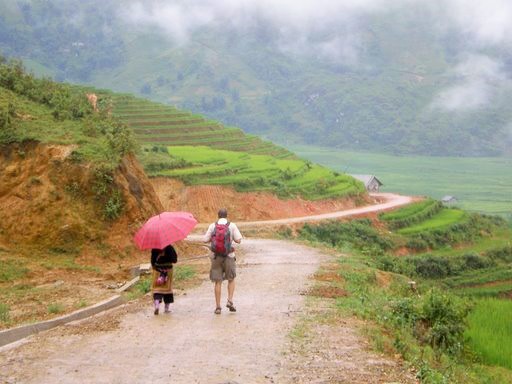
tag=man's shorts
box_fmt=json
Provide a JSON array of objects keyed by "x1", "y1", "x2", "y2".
[{"x1": 210, "y1": 255, "x2": 236, "y2": 282}]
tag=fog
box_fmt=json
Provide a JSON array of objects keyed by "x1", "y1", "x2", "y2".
[{"x1": 121, "y1": 0, "x2": 512, "y2": 112}]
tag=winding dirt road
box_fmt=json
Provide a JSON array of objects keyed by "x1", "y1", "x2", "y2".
[{"x1": 0, "y1": 193, "x2": 415, "y2": 384}]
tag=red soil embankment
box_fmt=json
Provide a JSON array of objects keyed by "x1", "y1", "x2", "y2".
[{"x1": 150, "y1": 177, "x2": 370, "y2": 223}]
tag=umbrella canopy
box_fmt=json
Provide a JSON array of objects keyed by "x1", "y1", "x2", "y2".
[{"x1": 133, "y1": 211, "x2": 197, "y2": 250}]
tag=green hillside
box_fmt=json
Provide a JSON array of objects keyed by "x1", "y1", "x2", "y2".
[
  {"x1": 1, "y1": 58, "x2": 363, "y2": 201},
  {"x1": 1, "y1": 1, "x2": 511, "y2": 156},
  {"x1": 108, "y1": 93, "x2": 293, "y2": 158},
  {"x1": 101, "y1": 91, "x2": 363, "y2": 199}
]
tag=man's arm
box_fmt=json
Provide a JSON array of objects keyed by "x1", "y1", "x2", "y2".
[
  {"x1": 203, "y1": 224, "x2": 214, "y2": 243},
  {"x1": 231, "y1": 224, "x2": 242, "y2": 244}
]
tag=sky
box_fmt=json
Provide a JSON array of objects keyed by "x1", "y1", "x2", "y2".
[{"x1": 122, "y1": 0, "x2": 512, "y2": 113}]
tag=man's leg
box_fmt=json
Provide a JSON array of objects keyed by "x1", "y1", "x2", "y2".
[
  {"x1": 214, "y1": 281, "x2": 222, "y2": 309},
  {"x1": 227, "y1": 279, "x2": 235, "y2": 303}
]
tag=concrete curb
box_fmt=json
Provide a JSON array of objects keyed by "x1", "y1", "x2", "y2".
[{"x1": 0, "y1": 276, "x2": 141, "y2": 348}]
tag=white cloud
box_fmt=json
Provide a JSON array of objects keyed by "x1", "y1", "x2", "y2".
[
  {"x1": 121, "y1": 0, "x2": 402, "y2": 64},
  {"x1": 445, "y1": 0, "x2": 512, "y2": 46},
  {"x1": 121, "y1": 0, "x2": 512, "y2": 66},
  {"x1": 431, "y1": 55, "x2": 507, "y2": 111}
]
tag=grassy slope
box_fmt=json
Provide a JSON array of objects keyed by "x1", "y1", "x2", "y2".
[
  {"x1": 289, "y1": 145, "x2": 512, "y2": 217},
  {"x1": 297, "y1": 199, "x2": 512, "y2": 380},
  {"x1": 86, "y1": 90, "x2": 366, "y2": 200},
  {"x1": 384, "y1": 202, "x2": 512, "y2": 371},
  {"x1": 161, "y1": 145, "x2": 363, "y2": 199}
]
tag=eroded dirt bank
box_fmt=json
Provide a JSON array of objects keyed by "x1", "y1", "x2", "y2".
[
  {"x1": 151, "y1": 177, "x2": 370, "y2": 223},
  {"x1": 0, "y1": 239, "x2": 415, "y2": 384}
]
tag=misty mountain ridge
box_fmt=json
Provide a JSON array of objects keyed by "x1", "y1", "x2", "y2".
[{"x1": 1, "y1": 0, "x2": 512, "y2": 156}]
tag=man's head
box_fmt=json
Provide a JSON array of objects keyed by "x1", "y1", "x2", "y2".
[{"x1": 218, "y1": 208, "x2": 228, "y2": 218}]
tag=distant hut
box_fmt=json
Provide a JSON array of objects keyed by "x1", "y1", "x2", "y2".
[
  {"x1": 441, "y1": 195, "x2": 458, "y2": 204},
  {"x1": 350, "y1": 175, "x2": 383, "y2": 192}
]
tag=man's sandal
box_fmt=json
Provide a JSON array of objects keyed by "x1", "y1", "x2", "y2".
[
  {"x1": 226, "y1": 300, "x2": 236, "y2": 312},
  {"x1": 214, "y1": 307, "x2": 222, "y2": 315}
]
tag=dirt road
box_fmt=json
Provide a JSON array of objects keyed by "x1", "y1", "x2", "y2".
[{"x1": 0, "y1": 193, "x2": 415, "y2": 384}]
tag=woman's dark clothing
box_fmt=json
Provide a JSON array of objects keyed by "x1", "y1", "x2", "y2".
[
  {"x1": 151, "y1": 245, "x2": 178, "y2": 303},
  {"x1": 151, "y1": 245, "x2": 178, "y2": 270},
  {"x1": 153, "y1": 292, "x2": 174, "y2": 304}
]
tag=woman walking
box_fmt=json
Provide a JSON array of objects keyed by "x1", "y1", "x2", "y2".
[{"x1": 150, "y1": 245, "x2": 178, "y2": 315}]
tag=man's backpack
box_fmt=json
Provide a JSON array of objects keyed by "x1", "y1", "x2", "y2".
[{"x1": 210, "y1": 222, "x2": 231, "y2": 257}]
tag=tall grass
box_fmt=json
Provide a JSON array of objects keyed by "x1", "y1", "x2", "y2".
[{"x1": 466, "y1": 298, "x2": 512, "y2": 370}]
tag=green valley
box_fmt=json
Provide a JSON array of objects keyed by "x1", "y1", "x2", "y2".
[{"x1": 289, "y1": 145, "x2": 512, "y2": 218}]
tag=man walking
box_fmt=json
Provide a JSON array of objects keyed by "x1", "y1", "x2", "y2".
[{"x1": 204, "y1": 208, "x2": 243, "y2": 314}]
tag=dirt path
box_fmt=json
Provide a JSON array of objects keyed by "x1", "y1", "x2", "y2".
[
  {"x1": 195, "y1": 192, "x2": 414, "y2": 229},
  {"x1": 0, "y1": 239, "x2": 414, "y2": 384},
  {"x1": 0, "y1": 193, "x2": 416, "y2": 384}
]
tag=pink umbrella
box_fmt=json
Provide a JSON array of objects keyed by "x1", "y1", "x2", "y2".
[{"x1": 133, "y1": 211, "x2": 198, "y2": 250}]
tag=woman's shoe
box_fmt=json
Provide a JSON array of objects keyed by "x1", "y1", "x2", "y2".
[{"x1": 214, "y1": 307, "x2": 222, "y2": 315}]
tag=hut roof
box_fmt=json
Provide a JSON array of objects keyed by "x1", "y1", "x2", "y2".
[{"x1": 350, "y1": 174, "x2": 383, "y2": 188}]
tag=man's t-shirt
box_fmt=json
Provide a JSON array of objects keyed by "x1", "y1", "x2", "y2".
[{"x1": 204, "y1": 218, "x2": 242, "y2": 258}]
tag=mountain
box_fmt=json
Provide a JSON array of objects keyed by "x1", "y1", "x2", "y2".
[{"x1": 1, "y1": 1, "x2": 511, "y2": 156}]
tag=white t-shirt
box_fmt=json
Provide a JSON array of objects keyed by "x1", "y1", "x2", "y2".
[{"x1": 204, "y1": 218, "x2": 242, "y2": 258}]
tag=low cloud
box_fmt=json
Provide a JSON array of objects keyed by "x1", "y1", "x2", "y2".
[
  {"x1": 446, "y1": 0, "x2": 512, "y2": 46},
  {"x1": 431, "y1": 55, "x2": 507, "y2": 111},
  {"x1": 121, "y1": 0, "x2": 399, "y2": 65},
  {"x1": 121, "y1": 0, "x2": 512, "y2": 68}
]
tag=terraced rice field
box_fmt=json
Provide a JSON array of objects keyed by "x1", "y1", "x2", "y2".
[
  {"x1": 160, "y1": 145, "x2": 364, "y2": 199},
  {"x1": 397, "y1": 208, "x2": 467, "y2": 235},
  {"x1": 110, "y1": 94, "x2": 293, "y2": 158}
]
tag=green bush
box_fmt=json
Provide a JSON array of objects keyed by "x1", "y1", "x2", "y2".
[
  {"x1": 391, "y1": 289, "x2": 471, "y2": 356},
  {"x1": 93, "y1": 165, "x2": 124, "y2": 221},
  {"x1": 299, "y1": 219, "x2": 394, "y2": 254},
  {"x1": 104, "y1": 191, "x2": 124, "y2": 220},
  {"x1": 380, "y1": 252, "x2": 497, "y2": 280},
  {"x1": 419, "y1": 289, "x2": 471, "y2": 355},
  {"x1": 485, "y1": 245, "x2": 512, "y2": 262}
]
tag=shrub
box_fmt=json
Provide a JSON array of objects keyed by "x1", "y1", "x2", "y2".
[
  {"x1": 392, "y1": 289, "x2": 471, "y2": 356},
  {"x1": 485, "y1": 245, "x2": 512, "y2": 263},
  {"x1": 299, "y1": 219, "x2": 393, "y2": 254},
  {"x1": 418, "y1": 289, "x2": 471, "y2": 355},
  {"x1": 93, "y1": 165, "x2": 124, "y2": 221},
  {"x1": 414, "y1": 256, "x2": 453, "y2": 279},
  {"x1": 104, "y1": 191, "x2": 124, "y2": 220}
]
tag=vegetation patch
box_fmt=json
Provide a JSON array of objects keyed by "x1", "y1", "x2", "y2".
[
  {"x1": 159, "y1": 145, "x2": 363, "y2": 199},
  {"x1": 466, "y1": 299, "x2": 512, "y2": 370},
  {"x1": 295, "y1": 209, "x2": 512, "y2": 382},
  {"x1": 290, "y1": 145, "x2": 512, "y2": 218},
  {"x1": 380, "y1": 199, "x2": 442, "y2": 229},
  {"x1": 109, "y1": 93, "x2": 294, "y2": 158},
  {"x1": 0, "y1": 260, "x2": 28, "y2": 282}
]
